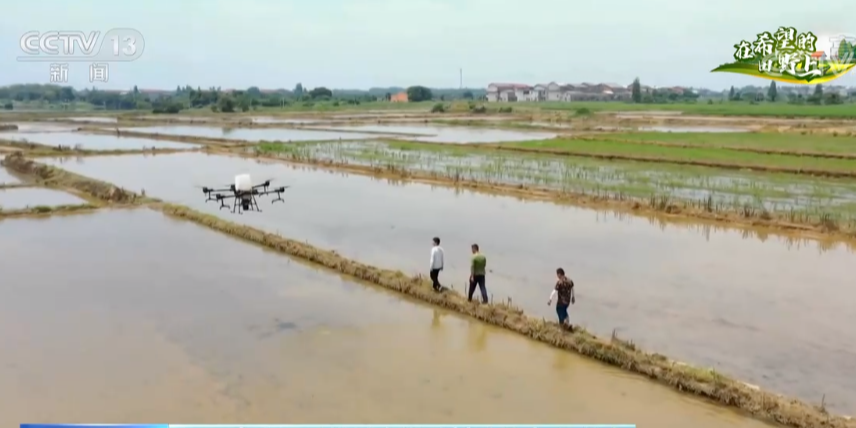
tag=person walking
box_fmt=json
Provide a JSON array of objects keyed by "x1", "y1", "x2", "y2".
[
  {"x1": 547, "y1": 267, "x2": 575, "y2": 331},
  {"x1": 429, "y1": 237, "x2": 445, "y2": 292},
  {"x1": 468, "y1": 243, "x2": 488, "y2": 303}
]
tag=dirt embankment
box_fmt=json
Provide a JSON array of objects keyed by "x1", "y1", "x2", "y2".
[
  {"x1": 473, "y1": 144, "x2": 856, "y2": 179},
  {"x1": 2, "y1": 152, "x2": 144, "y2": 204},
  {"x1": 568, "y1": 135, "x2": 856, "y2": 160},
  {"x1": 10, "y1": 154, "x2": 853, "y2": 428},
  {"x1": 0, "y1": 203, "x2": 99, "y2": 219},
  {"x1": 85, "y1": 128, "x2": 370, "y2": 147}
]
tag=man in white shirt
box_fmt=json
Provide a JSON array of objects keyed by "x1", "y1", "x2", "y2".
[{"x1": 429, "y1": 236, "x2": 445, "y2": 292}]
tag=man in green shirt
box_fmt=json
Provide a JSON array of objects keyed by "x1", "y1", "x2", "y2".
[{"x1": 468, "y1": 243, "x2": 488, "y2": 303}]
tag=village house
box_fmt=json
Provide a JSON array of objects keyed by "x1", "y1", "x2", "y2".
[
  {"x1": 486, "y1": 83, "x2": 533, "y2": 102},
  {"x1": 487, "y1": 81, "x2": 633, "y2": 102},
  {"x1": 390, "y1": 92, "x2": 408, "y2": 102}
]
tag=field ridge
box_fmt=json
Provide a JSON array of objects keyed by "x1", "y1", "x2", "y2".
[{"x1": 3, "y1": 151, "x2": 853, "y2": 428}]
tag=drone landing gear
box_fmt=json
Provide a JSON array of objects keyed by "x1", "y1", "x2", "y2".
[
  {"x1": 222, "y1": 193, "x2": 262, "y2": 215},
  {"x1": 271, "y1": 193, "x2": 284, "y2": 204}
]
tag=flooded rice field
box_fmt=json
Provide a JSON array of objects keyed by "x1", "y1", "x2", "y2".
[
  {"x1": 2, "y1": 122, "x2": 79, "y2": 132},
  {"x1": 0, "y1": 131, "x2": 200, "y2": 150},
  {"x1": 132, "y1": 115, "x2": 220, "y2": 123},
  {"x1": 0, "y1": 208, "x2": 773, "y2": 426},
  {"x1": 313, "y1": 124, "x2": 558, "y2": 143},
  {"x1": 0, "y1": 187, "x2": 86, "y2": 210},
  {"x1": 272, "y1": 141, "x2": 856, "y2": 216},
  {"x1": 119, "y1": 125, "x2": 377, "y2": 142},
  {"x1": 61, "y1": 116, "x2": 118, "y2": 123},
  {"x1": 42, "y1": 152, "x2": 856, "y2": 414},
  {"x1": 251, "y1": 116, "x2": 324, "y2": 124},
  {"x1": 0, "y1": 166, "x2": 20, "y2": 184}
]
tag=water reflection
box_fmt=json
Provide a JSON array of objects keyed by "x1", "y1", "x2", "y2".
[
  {"x1": 0, "y1": 187, "x2": 86, "y2": 209},
  {"x1": 36, "y1": 153, "x2": 856, "y2": 414},
  {"x1": 0, "y1": 209, "x2": 778, "y2": 427}
]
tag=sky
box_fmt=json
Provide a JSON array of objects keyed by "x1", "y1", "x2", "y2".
[{"x1": 2, "y1": 0, "x2": 855, "y2": 91}]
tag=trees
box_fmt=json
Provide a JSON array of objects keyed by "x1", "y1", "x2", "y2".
[
  {"x1": 728, "y1": 86, "x2": 736, "y2": 100},
  {"x1": 767, "y1": 81, "x2": 777, "y2": 102},
  {"x1": 825, "y1": 92, "x2": 844, "y2": 105},
  {"x1": 218, "y1": 95, "x2": 236, "y2": 113},
  {"x1": 293, "y1": 83, "x2": 304, "y2": 97},
  {"x1": 406, "y1": 85, "x2": 432, "y2": 102},
  {"x1": 631, "y1": 78, "x2": 642, "y2": 103},
  {"x1": 462, "y1": 90, "x2": 474, "y2": 100},
  {"x1": 309, "y1": 87, "x2": 332, "y2": 99}
]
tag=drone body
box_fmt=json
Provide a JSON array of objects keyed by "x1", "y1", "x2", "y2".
[{"x1": 200, "y1": 173, "x2": 289, "y2": 214}]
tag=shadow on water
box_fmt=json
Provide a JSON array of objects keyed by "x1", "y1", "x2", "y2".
[
  {"x1": 0, "y1": 208, "x2": 776, "y2": 426},
  {"x1": 38, "y1": 152, "x2": 856, "y2": 415}
]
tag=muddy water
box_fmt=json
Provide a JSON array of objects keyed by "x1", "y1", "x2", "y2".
[
  {"x1": 119, "y1": 125, "x2": 377, "y2": 142},
  {"x1": 44, "y1": 152, "x2": 856, "y2": 415},
  {"x1": 3, "y1": 122, "x2": 79, "y2": 132},
  {"x1": 317, "y1": 124, "x2": 558, "y2": 143},
  {"x1": 0, "y1": 187, "x2": 86, "y2": 209},
  {"x1": 0, "y1": 209, "x2": 774, "y2": 426},
  {"x1": 1, "y1": 132, "x2": 200, "y2": 150},
  {"x1": 63, "y1": 116, "x2": 118, "y2": 123},
  {"x1": 0, "y1": 166, "x2": 20, "y2": 184},
  {"x1": 252, "y1": 116, "x2": 324, "y2": 124},
  {"x1": 135, "y1": 115, "x2": 219, "y2": 122}
]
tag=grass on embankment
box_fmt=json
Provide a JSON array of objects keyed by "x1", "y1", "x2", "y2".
[
  {"x1": 0, "y1": 203, "x2": 99, "y2": 218},
  {"x1": 4, "y1": 152, "x2": 854, "y2": 428},
  {"x1": 595, "y1": 131, "x2": 856, "y2": 155},
  {"x1": 502, "y1": 138, "x2": 856, "y2": 177},
  {"x1": 530, "y1": 100, "x2": 856, "y2": 118}
]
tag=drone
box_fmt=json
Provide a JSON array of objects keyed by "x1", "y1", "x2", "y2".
[{"x1": 200, "y1": 174, "x2": 289, "y2": 214}]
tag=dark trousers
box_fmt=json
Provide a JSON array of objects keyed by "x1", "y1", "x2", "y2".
[
  {"x1": 556, "y1": 303, "x2": 570, "y2": 325},
  {"x1": 429, "y1": 268, "x2": 442, "y2": 290},
  {"x1": 468, "y1": 275, "x2": 487, "y2": 303}
]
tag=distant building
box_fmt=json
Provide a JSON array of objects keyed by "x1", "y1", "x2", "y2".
[
  {"x1": 137, "y1": 89, "x2": 173, "y2": 101},
  {"x1": 390, "y1": 92, "x2": 408, "y2": 102},
  {"x1": 487, "y1": 81, "x2": 632, "y2": 102},
  {"x1": 486, "y1": 83, "x2": 533, "y2": 102}
]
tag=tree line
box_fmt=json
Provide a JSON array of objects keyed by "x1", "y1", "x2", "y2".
[
  {"x1": 0, "y1": 83, "x2": 485, "y2": 113},
  {"x1": 727, "y1": 81, "x2": 847, "y2": 105},
  {"x1": 630, "y1": 78, "x2": 700, "y2": 104}
]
